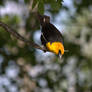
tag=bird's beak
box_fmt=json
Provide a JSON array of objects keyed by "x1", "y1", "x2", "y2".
[
  {"x1": 58, "y1": 50, "x2": 62, "y2": 59},
  {"x1": 59, "y1": 53, "x2": 62, "y2": 59}
]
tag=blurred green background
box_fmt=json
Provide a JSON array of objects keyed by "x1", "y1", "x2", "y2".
[{"x1": 0, "y1": 0, "x2": 92, "y2": 92}]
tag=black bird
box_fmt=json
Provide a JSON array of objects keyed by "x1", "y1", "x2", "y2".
[{"x1": 38, "y1": 14, "x2": 64, "y2": 58}]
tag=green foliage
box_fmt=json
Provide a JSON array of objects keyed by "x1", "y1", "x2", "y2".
[
  {"x1": 32, "y1": 0, "x2": 63, "y2": 14},
  {"x1": 64, "y1": 9, "x2": 92, "y2": 92},
  {"x1": 0, "y1": 0, "x2": 4, "y2": 5},
  {"x1": 74, "y1": 0, "x2": 92, "y2": 13}
]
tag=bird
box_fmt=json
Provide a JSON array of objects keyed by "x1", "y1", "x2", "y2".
[{"x1": 37, "y1": 14, "x2": 64, "y2": 59}]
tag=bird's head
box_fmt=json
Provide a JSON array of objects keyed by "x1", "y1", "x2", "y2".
[{"x1": 37, "y1": 14, "x2": 50, "y2": 25}]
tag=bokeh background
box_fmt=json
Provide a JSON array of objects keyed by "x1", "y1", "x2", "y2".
[{"x1": 0, "y1": 0, "x2": 92, "y2": 92}]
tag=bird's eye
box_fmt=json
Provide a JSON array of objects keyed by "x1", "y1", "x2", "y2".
[{"x1": 59, "y1": 50, "x2": 61, "y2": 55}]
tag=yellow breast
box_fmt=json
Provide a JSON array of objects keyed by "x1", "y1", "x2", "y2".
[{"x1": 46, "y1": 42, "x2": 64, "y2": 55}]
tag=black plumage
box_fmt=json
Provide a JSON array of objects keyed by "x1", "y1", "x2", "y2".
[{"x1": 37, "y1": 14, "x2": 64, "y2": 46}]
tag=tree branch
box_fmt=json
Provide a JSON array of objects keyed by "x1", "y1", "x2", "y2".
[{"x1": 0, "y1": 21, "x2": 47, "y2": 52}]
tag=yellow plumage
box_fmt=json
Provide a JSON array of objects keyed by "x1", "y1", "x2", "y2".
[{"x1": 46, "y1": 42, "x2": 64, "y2": 55}]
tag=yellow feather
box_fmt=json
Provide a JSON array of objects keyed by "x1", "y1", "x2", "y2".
[{"x1": 46, "y1": 42, "x2": 64, "y2": 55}]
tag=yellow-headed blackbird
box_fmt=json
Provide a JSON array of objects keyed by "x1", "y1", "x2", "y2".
[{"x1": 38, "y1": 14, "x2": 64, "y2": 58}]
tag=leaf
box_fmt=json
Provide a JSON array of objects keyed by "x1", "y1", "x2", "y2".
[
  {"x1": 32, "y1": 0, "x2": 38, "y2": 9},
  {"x1": 38, "y1": 0, "x2": 44, "y2": 14}
]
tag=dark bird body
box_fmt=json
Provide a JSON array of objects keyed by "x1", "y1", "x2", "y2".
[
  {"x1": 37, "y1": 14, "x2": 64, "y2": 58},
  {"x1": 41, "y1": 23, "x2": 64, "y2": 46}
]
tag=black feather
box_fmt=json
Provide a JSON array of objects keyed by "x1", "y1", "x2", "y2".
[{"x1": 41, "y1": 23, "x2": 64, "y2": 45}]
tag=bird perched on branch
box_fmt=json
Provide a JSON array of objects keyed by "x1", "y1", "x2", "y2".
[{"x1": 37, "y1": 14, "x2": 65, "y2": 58}]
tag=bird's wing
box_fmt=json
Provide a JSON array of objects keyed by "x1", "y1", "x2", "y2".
[
  {"x1": 40, "y1": 34, "x2": 47, "y2": 46},
  {"x1": 42, "y1": 23, "x2": 64, "y2": 44}
]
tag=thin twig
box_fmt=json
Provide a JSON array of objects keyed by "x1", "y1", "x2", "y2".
[{"x1": 0, "y1": 21, "x2": 47, "y2": 52}]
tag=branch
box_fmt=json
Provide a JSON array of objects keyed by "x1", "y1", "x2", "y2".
[{"x1": 0, "y1": 21, "x2": 47, "y2": 52}]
